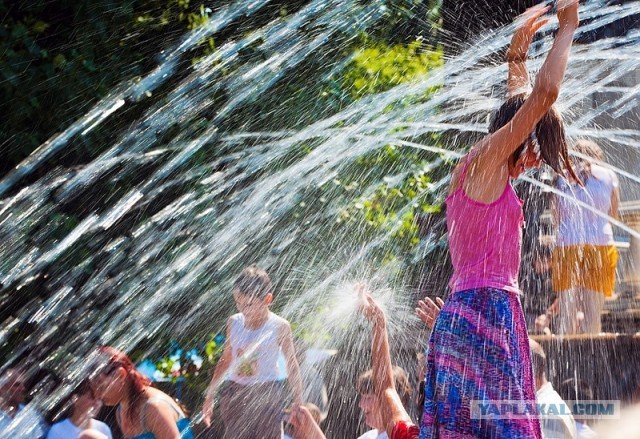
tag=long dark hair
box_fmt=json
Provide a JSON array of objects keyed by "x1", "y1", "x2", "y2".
[
  {"x1": 489, "y1": 94, "x2": 579, "y2": 182},
  {"x1": 48, "y1": 379, "x2": 94, "y2": 424}
]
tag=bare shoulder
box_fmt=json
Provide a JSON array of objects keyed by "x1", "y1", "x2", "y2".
[
  {"x1": 143, "y1": 390, "x2": 180, "y2": 420},
  {"x1": 448, "y1": 148, "x2": 479, "y2": 194},
  {"x1": 270, "y1": 312, "x2": 291, "y2": 330}
]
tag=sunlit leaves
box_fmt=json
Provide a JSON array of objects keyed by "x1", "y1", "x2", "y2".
[{"x1": 343, "y1": 39, "x2": 443, "y2": 99}]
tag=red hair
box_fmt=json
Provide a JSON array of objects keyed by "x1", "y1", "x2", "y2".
[{"x1": 98, "y1": 347, "x2": 151, "y2": 421}]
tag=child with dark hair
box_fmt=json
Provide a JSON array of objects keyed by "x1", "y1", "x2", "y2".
[
  {"x1": 418, "y1": 1, "x2": 581, "y2": 437},
  {"x1": 202, "y1": 264, "x2": 303, "y2": 439},
  {"x1": 46, "y1": 379, "x2": 112, "y2": 439}
]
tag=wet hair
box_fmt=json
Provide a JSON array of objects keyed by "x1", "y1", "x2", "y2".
[
  {"x1": 50, "y1": 378, "x2": 95, "y2": 423},
  {"x1": 528, "y1": 339, "x2": 547, "y2": 381},
  {"x1": 233, "y1": 264, "x2": 273, "y2": 298},
  {"x1": 489, "y1": 94, "x2": 579, "y2": 182},
  {"x1": 72, "y1": 378, "x2": 94, "y2": 398},
  {"x1": 97, "y1": 347, "x2": 151, "y2": 422},
  {"x1": 357, "y1": 366, "x2": 413, "y2": 407},
  {"x1": 558, "y1": 378, "x2": 594, "y2": 401}
]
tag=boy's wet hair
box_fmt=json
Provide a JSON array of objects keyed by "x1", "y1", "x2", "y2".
[
  {"x1": 357, "y1": 366, "x2": 413, "y2": 407},
  {"x1": 558, "y1": 378, "x2": 594, "y2": 401},
  {"x1": 489, "y1": 94, "x2": 579, "y2": 183},
  {"x1": 529, "y1": 339, "x2": 547, "y2": 381},
  {"x1": 233, "y1": 264, "x2": 273, "y2": 298}
]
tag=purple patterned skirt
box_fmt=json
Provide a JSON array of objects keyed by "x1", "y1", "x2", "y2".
[{"x1": 419, "y1": 288, "x2": 542, "y2": 439}]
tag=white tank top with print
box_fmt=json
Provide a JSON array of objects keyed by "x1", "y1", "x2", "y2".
[{"x1": 228, "y1": 312, "x2": 285, "y2": 385}]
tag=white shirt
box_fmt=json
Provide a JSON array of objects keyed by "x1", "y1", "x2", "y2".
[
  {"x1": 556, "y1": 165, "x2": 618, "y2": 246},
  {"x1": 575, "y1": 422, "x2": 598, "y2": 439},
  {"x1": 537, "y1": 382, "x2": 578, "y2": 439},
  {"x1": 228, "y1": 312, "x2": 286, "y2": 385},
  {"x1": 46, "y1": 418, "x2": 112, "y2": 439},
  {"x1": 357, "y1": 429, "x2": 388, "y2": 439}
]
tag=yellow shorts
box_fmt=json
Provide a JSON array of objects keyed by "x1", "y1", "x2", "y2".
[{"x1": 551, "y1": 245, "x2": 618, "y2": 297}]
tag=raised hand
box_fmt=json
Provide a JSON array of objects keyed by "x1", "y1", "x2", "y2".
[
  {"x1": 415, "y1": 297, "x2": 444, "y2": 330},
  {"x1": 286, "y1": 405, "x2": 326, "y2": 439},
  {"x1": 507, "y1": 4, "x2": 550, "y2": 62},
  {"x1": 356, "y1": 284, "x2": 385, "y2": 324},
  {"x1": 556, "y1": 0, "x2": 579, "y2": 29}
]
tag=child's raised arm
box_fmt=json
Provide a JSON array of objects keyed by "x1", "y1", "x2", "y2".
[
  {"x1": 279, "y1": 320, "x2": 304, "y2": 404},
  {"x1": 507, "y1": 5, "x2": 550, "y2": 97},
  {"x1": 358, "y1": 289, "x2": 413, "y2": 437},
  {"x1": 474, "y1": 0, "x2": 579, "y2": 169},
  {"x1": 202, "y1": 318, "x2": 233, "y2": 428}
]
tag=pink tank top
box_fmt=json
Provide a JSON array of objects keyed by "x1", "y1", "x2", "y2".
[{"x1": 445, "y1": 154, "x2": 524, "y2": 294}]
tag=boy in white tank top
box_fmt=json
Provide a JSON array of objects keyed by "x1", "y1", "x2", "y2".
[{"x1": 202, "y1": 264, "x2": 303, "y2": 439}]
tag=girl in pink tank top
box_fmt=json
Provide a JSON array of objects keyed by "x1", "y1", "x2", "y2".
[
  {"x1": 446, "y1": 150, "x2": 525, "y2": 295},
  {"x1": 418, "y1": 4, "x2": 581, "y2": 439}
]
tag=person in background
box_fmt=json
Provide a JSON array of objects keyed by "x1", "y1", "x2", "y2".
[
  {"x1": 551, "y1": 139, "x2": 620, "y2": 334},
  {"x1": 202, "y1": 264, "x2": 303, "y2": 439},
  {"x1": 47, "y1": 379, "x2": 112, "y2": 439},
  {"x1": 90, "y1": 346, "x2": 194, "y2": 439},
  {"x1": 557, "y1": 379, "x2": 598, "y2": 439},
  {"x1": 530, "y1": 339, "x2": 577, "y2": 439},
  {"x1": 522, "y1": 245, "x2": 556, "y2": 332},
  {"x1": 357, "y1": 367, "x2": 413, "y2": 439},
  {"x1": 0, "y1": 367, "x2": 48, "y2": 438}
]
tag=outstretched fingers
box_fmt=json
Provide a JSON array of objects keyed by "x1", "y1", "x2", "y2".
[
  {"x1": 508, "y1": 5, "x2": 550, "y2": 61},
  {"x1": 415, "y1": 296, "x2": 443, "y2": 329},
  {"x1": 521, "y1": 4, "x2": 550, "y2": 38},
  {"x1": 356, "y1": 285, "x2": 385, "y2": 323}
]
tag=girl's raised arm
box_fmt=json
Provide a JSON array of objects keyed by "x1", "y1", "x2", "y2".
[
  {"x1": 475, "y1": 1, "x2": 579, "y2": 169},
  {"x1": 507, "y1": 5, "x2": 550, "y2": 97}
]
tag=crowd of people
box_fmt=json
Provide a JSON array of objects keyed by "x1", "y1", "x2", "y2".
[{"x1": 0, "y1": 1, "x2": 632, "y2": 438}]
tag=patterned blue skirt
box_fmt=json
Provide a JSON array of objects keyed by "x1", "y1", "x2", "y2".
[{"x1": 419, "y1": 288, "x2": 542, "y2": 439}]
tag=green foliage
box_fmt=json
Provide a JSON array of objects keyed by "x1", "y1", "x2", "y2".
[
  {"x1": 0, "y1": 0, "x2": 215, "y2": 178},
  {"x1": 331, "y1": 37, "x2": 445, "y2": 262},
  {"x1": 0, "y1": 0, "x2": 450, "y2": 376},
  {"x1": 336, "y1": 144, "x2": 444, "y2": 256},
  {"x1": 151, "y1": 334, "x2": 224, "y2": 396},
  {"x1": 343, "y1": 39, "x2": 443, "y2": 99}
]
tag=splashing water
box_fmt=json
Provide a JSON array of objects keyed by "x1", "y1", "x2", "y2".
[{"x1": 0, "y1": 0, "x2": 639, "y2": 436}]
